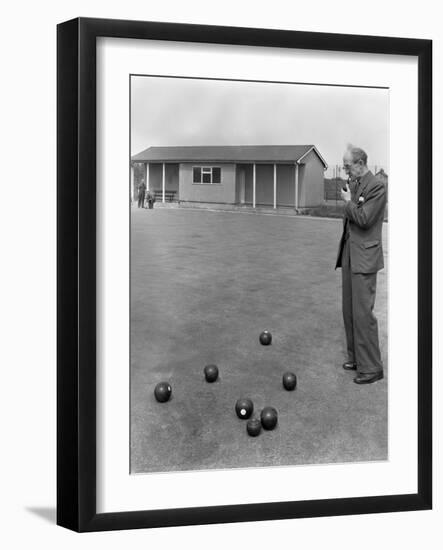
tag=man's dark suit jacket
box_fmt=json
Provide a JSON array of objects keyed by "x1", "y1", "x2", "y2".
[{"x1": 335, "y1": 171, "x2": 387, "y2": 274}]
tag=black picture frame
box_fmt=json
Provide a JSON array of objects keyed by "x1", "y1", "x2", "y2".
[{"x1": 57, "y1": 17, "x2": 432, "y2": 532}]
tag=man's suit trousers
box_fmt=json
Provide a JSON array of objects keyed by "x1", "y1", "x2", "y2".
[{"x1": 341, "y1": 238, "x2": 383, "y2": 374}]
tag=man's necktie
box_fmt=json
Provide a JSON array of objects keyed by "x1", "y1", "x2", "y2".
[{"x1": 351, "y1": 177, "x2": 361, "y2": 201}]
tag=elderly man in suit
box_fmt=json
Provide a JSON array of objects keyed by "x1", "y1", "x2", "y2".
[{"x1": 336, "y1": 147, "x2": 387, "y2": 384}]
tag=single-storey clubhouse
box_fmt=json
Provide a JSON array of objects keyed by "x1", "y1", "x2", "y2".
[{"x1": 131, "y1": 145, "x2": 328, "y2": 209}]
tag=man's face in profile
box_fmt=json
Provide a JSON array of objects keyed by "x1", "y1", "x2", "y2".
[{"x1": 343, "y1": 152, "x2": 364, "y2": 180}]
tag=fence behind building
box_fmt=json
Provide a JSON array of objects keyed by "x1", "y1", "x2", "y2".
[{"x1": 324, "y1": 165, "x2": 388, "y2": 202}]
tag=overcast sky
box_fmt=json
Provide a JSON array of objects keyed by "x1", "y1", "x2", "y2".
[{"x1": 131, "y1": 76, "x2": 389, "y2": 170}]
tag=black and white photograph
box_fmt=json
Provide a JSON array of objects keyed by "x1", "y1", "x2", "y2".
[
  {"x1": 130, "y1": 75, "x2": 389, "y2": 474},
  {"x1": 0, "y1": 0, "x2": 434, "y2": 541}
]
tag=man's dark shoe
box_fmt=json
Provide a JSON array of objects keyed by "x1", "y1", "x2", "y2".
[
  {"x1": 342, "y1": 361, "x2": 357, "y2": 371},
  {"x1": 353, "y1": 372, "x2": 384, "y2": 385}
]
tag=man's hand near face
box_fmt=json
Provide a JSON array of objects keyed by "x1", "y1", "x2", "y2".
[{"x1": 341, "y1": 183, "x2": 351, "y2": 202}]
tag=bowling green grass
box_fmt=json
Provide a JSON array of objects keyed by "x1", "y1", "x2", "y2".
[{"x1": 131, "y1": 207, "x2": 388, "y2": 473}]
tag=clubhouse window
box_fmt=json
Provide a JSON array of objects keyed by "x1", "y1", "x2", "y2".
[{"x1": 193, "y1": 166, "x2": 221, "y2": 184}]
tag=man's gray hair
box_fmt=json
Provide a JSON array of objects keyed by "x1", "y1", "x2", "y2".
[{"x1": 350, "y1": 147, "x2": 368, "y2": 166}]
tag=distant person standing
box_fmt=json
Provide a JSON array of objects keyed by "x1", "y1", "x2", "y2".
[
  {"x1": 336, "y1": 146, "x2": 387, "y2": 385},
  {"x1": 146, "y1": 188, "x2": 156, "y2": 209},
  {"x1": 137, "y1": 181, "x2": 146, "y2": 208}
]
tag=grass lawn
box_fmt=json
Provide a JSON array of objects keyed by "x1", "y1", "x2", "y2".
[{"x1": 130, "y1": 207, "x2": 388, "y2": 473}]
